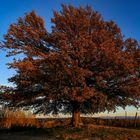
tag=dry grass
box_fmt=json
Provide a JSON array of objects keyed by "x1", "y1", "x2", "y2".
[
  {"x1": 82, "y1": 117, "x2": 140, "y2": 128},
  {"x1": 1, "y1": 124, "x2": 139, "y2": 140},
  {"x1": 0, "y1": 109, "x2": 70, "y2": 129},
  {"x1": 0, "y1": 109, "x2": 38, "y2": 129},
  {"x1": 0, "y1": 111, "x2": 140, "y2": 140},
  {"x1": 0, "y1": 111, "x2": 140, "y2": 129},
  {"x1": 85, "y1": 124, "x2": 140, "y2": 140}
]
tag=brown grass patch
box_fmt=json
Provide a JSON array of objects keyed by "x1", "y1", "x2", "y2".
[{"x1": 0, "y1": 109, "x2": 38, "y2": 129}]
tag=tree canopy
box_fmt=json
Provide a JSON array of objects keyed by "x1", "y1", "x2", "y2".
[{"x1": 1, "y1": 5, "x2": 140, "y2": 127}]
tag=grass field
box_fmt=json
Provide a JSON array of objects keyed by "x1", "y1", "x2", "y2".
[
  {"x1": 0, "y1": 110, "x2": 140, "y2": 140},
  {"x1": 0, "y1": 124, "x2": 140, "y2": 140}
]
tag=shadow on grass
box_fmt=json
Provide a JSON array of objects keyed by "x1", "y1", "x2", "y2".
[{"x1": 0, "y1": 126, "x2": 68, "y2": 140}]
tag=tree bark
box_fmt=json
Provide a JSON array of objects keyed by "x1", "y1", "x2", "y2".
[{"x1": 70, "y1": 102, "x2": 83, "y2": 128}]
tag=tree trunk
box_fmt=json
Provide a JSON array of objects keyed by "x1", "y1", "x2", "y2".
[{"x1": 70, "y1": 102, "x2": 83, "y2": 128}]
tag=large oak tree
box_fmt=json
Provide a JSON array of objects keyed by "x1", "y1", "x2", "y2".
[{"x1": 1, "y1": 5, "x2": 140, "y2": 127}]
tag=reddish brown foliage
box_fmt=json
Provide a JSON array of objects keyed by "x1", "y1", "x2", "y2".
[{"x1": 1, "y1": 5, "x2": 140, "y2": 127}]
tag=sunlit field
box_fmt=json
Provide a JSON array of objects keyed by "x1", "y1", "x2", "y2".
[{"x1": 0, "y1": 110, "x2": 140, "y2": 140}]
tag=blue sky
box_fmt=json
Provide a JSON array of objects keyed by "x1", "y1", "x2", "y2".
[{"x1": 0, "y1": 0, "x2": 139, "y2": 116}]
